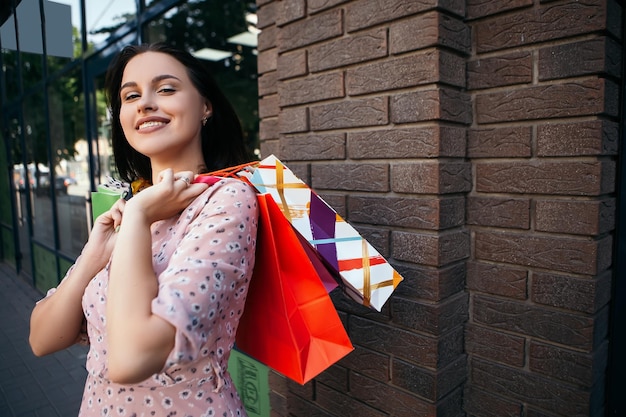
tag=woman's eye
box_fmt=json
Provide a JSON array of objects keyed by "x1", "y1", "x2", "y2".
[
  {"x1": 123, "y1": 92, "x2": 140, "y2": 101},
  {"x1": 158, "y1": 87, "x2": 175, "y2": 94}
]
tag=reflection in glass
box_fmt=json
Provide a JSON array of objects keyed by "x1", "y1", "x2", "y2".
[
  {"x1": 85, "y1": 0, "x2": 137, "y2": 47},
  {"x1": 143, "y1": 0, "x2": 260, "y2": 157},
  {"x1": 48, "y1": 67, "x2": 89, "y2": 258},
  {"x1": 23, "y1": 92, "x2": 55, "y2": 247},
  {"x1": 20, "y1": 51, "x2": 44, "y2": 90},
  {"x1": 2, "y1": 49, "x2": 20, "y2": 101}
]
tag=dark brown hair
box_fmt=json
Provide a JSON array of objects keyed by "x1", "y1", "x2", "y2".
[{"x1": 104, "y1": 43, "x2": 250, "y2": 182}]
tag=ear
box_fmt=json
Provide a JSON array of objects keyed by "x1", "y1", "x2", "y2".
[{"x1": 203, "y1": 100, "x2": 213, "y2": 118}]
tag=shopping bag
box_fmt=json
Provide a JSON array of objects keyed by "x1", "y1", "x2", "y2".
[
  {"x1": 235, "y1": 193, "x2": 354, "y2": 384},
  {"x1": 250, "y1": 155, "x2": 404, "y2": 311}
]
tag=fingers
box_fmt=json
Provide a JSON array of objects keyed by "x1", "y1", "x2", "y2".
[{"x1": 110, "y1": 198, "x2": 126, "y2": 231}]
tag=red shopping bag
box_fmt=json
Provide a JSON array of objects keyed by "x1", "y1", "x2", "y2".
[{"x1": 235, "y1": 194, "x2": 354, "y2": 384}]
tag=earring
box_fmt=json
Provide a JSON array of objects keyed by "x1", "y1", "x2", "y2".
[{"x1": 202, "y1": 117, "x2": 208, "y2": 126}]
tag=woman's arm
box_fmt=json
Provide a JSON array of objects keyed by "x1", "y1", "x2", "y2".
[
  {"x1": 29, "y1": 198, "x2": 125, "y2": 356},
  {"x1": 106, "y1": 169, "x2": 208, "y2": 384}
]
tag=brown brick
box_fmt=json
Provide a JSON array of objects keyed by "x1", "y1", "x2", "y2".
[
  {"x1": 339, "y1": 345, "x2": 390, "y2": 381},
  {"x1": 278, "y1": 9, "x2": 343, "y2": 52},
  {"x1": 284, "y1": 161, "x2": 310, "y2": 185},
  {"x1": 276, "y1": 0, "x2": 306, "y2": 26},
  {"x1": 531, "y1": 271, "x2": 612, "y2": 314},
  {"x1": 529, "y1": 340, "x2": 608, "y2": 388},
  {"x1": 389, "y1": 11, "x2": 470, "y2": 55},
  {"x1": 537, "y1": 120, "x2": 619, "y2": 156},
  {"x1": 392, "y1": 355, "x2": 467, "y2": 401},
  {"x1": 475, "y1": 1, "x2": 609, "y2": 53},
  {"x1": 391, "y1": 161, "x2": 472, "y2": 194},
  {"x1": 352, "y1": 225, "x2": 390, "y2": 257},
  {"x1": 347, "y1": 49, "x2": 464, "y2": 96},
  {"x1": 278, "y1": 72, "x2": 344, "y2": 106},
  {"x1": 258, "y1": 71, "x2": 277, "y2": 96},
  {"x1": 476, "y1": 79, "x2": 618, "y2": 123},
  {"x1": 391, "y1": 293, "x2": 469, "y2": 335},
  {"x1": 464, "y1": 386, "x2": 522, "y2": 417},
  {"x1": 310, "y1": 97, "x2": 388, "y2": 131},
  {"x1": 311, "y1": 162, "x2": 389, "y2": 192},
  {"x1": 259, "y1": 137, "x2": 279, "y2": 157},
  {"x1": 475, "y1": 231, "x2": 611, "y2": 275},
  {"x1": 257, "y1": 1, "x2": 278, "y2": 29},
  {"x1": 392, "y1": 229, "x2": 470, "y2": 267},
  {"x1": 278, "y1": 107, "x2": 308, "y2": 134},
  {"x1": 535, "y1": 198, "x2": 615, "y2": 236},
  {"x1": 350, "y1": 316, "x2": 463, "y2": 368},
  {"x1": 277, "y1": 49, "x2": 307, "y2": 80},
  {"x1": 257, "y1": 24, "x2": 277, "y2": 52},
  {"x1": 345, "y1": 0, "x2": 464, "y2": 32},
  {"x1": 315, "y1": 365, "x2": 348, "y2": 392},
  {"x1": 316, "y1": 383, "x2": 388, "y2": 417},
  {"x1": 348, "y1": 126, "x2": 466, "y2": 159},
  {"x1": 468, "y1": 52, "x2": 532, "y2": 90},
  {"x1": 539, "y1": 38, "x2": 621, "y2": 81},
  {"x1": 467, "y1": 196, "x2": 530, "y2": 229},
  {"x1": 349, "y1": 372, "x2": 439, "y2": 417},
  {"x1": 468, "y1": 126, "x2": 531, "y2": 158},
  {"x1": 309, "y1": 28, "x2": 387, "y2": 73},
  {"x1": 279, "y1": 133, "x2": 345, "y2": 160},
  {"x1": 471, "y1": 358, "x2": 595, "y2": 417},
  {"x1": 472, "y1": 295, "x2": 599, "y2": 350},
  {"x1": 286, "y1": 395, "x2": 334, "y2": 417},
  {"x1": 259, "y1": 117, "x2": 278, "y2": 141},
  {"x1": 348, "y1": 195, "x2": 464, "y2": 230},
  {"x1": 308, "y1": 0, "x2": 349, "y2": 14},
  {"x1": 393, "y1": 262, "x2": 466, "y2": 302},
  {"x1": 259, "y1": 94, "x2": 279, "y2": 118},
  {"x1": 466, "y1": 261, "x2": 528, "y2": 300},
  {"x1": 476, "y1": 161, "x2": 614, "y2": 196},
  {"x1": 467, "y1": 0, "x2": 532, "y2": 20},
  {"x1": 465, "y1": 324, "x2": 526, "y2": 367},
  {"x1": 391, "y1": 87, "x2": 472, "y2": 124},
  {"x1": 257, "y1": 48, "x2": 278, "y2": 74}
]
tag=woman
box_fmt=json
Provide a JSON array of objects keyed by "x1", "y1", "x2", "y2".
[{"x1": 29, "y1": 43, "x2": 258, "y2": 417}]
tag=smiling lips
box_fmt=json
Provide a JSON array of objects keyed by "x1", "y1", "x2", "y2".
[{"x1": 137, "y1": 120, "x2": 167, "y2": 130}]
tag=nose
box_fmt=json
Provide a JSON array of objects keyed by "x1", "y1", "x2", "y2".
[{"x1": 137, "y1": 92, "x2": 157, "y2": 113}]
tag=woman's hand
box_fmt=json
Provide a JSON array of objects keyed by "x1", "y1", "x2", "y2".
[
  {"x1": 124, "y1": 169, "x2": 209, "y2": 225},
  {"x1": 81, "y1": 198, "x2": 126, "y2": 271}
]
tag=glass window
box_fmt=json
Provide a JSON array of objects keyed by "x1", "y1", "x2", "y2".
[
  {"x1": 2, "y1": 49, "x2": 20, "y2": 101},
  {"x1": 48, "y1": 67, "x2": 89, "y2": 258},
  {"x1": 143, "y1": 0, "x2": 260, "y2": 156},
  {"x1": 85, "y1": 1, "x2": 137, "y2": 48},
  {"x1": 20, "y1": 51, "x2": 43, "y2": 92},
  {"x1": 45, "y1": 0, "x2": 83, "y2": 69},
  {"x1": 23, "y1": 91, "x2": 54, "y2": 247}
]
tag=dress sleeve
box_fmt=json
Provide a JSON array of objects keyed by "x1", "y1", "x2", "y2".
[{"x1": 151, "y1": 179, "x2": 258, "y2": 369}]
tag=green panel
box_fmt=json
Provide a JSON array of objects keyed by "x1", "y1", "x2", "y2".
[
  {"x1": 33, "y1": 243, "x2": 58, "y2": 293},
  {"x1": 1, "y1": 226, "x2": 16, "y2": 267},
  {"x1": 228, "y1": 348, "x2": 270, "y2": 417},
  {"x1": 59, "y1": 257, "x2": 73, "y2": 280}
]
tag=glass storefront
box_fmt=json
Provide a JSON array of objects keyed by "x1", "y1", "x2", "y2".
[{"x1": 0, "y1": 0, "x2": 259, "y2": 289}]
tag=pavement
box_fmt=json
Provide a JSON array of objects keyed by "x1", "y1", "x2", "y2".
[{"x1": 0, "y1": 262, "x2": 88, "y2": 416}]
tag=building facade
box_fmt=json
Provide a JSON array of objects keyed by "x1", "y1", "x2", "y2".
[{"x1": 1, "y1": 0, "x2": 624, "y2": 417}]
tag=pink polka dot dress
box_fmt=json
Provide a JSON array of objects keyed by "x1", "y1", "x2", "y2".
[{"x1": 67, "y1": 178, "x2": 257, "y2": 417}]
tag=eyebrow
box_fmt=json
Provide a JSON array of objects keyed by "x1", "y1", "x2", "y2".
[{"x1": 120, "y1": 74, "x2": 182, "y2": 91}]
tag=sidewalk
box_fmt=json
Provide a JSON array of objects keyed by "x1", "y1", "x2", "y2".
[{"x1": 0, "y1": 263, "x2": 87, "y2": 417}]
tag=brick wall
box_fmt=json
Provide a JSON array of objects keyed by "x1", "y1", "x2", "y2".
[{"x1": 255, "y1": 0, "x2": 622, "y2": 416}]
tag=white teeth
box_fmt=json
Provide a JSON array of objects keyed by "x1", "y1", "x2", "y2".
[{"x1": 138, "y1": 121, "x2": 166, "y2": 130}]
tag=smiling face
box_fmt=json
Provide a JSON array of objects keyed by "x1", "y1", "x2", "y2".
[{"x1": 119, "y1": 51, "x2": 211, "y2": 173}]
